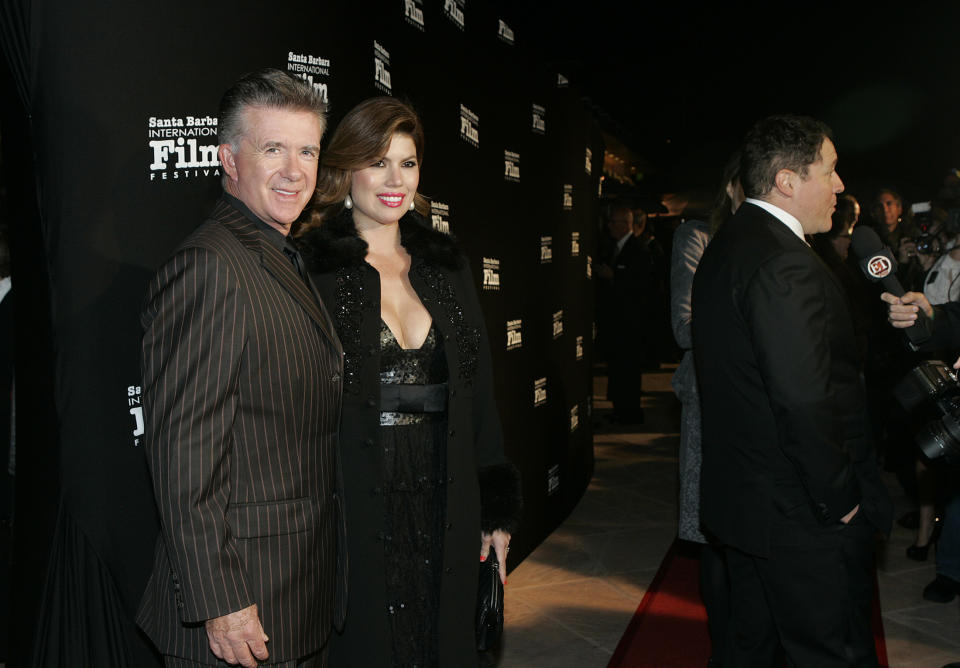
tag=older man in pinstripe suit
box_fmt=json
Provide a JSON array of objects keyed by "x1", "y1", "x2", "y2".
[{"x1": 136, "y1": 69, "x2": 345, "y2": 668}]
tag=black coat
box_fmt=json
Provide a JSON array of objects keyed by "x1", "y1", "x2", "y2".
[
  {"x1": 300, "y1": 210, "x2": 522, "y2": 667},
  {"x1": 692, "y1": 203, "x2": 892, "y2": 558}
]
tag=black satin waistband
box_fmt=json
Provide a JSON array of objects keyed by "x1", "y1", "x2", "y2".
[{"x1": 379, "y1": 383, "x2": 448, "y2": 413}]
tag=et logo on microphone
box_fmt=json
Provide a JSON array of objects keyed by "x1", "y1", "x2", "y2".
[{"x1": 867, "y1": 255, "x2": 893, "y2": 279}]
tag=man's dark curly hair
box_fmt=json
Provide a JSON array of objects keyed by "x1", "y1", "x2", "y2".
[{"x1": 740, "y1": 115, "x2": 833, "y2": 200}]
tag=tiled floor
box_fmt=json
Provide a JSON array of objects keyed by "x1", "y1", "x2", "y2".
[{"x1": 491, "y1": 366, "x2": 960, "y2": 668}]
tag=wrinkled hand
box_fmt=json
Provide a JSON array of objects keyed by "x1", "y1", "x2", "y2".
[
  {"x1": 481, "y1": 529, "x2": 511, "y2": 585},
  {"x1": 205, "y1": 604, "x2": 269, "y2": 668},
  {"x1": 880, "y1": 291, "x2": 932, "y2": 328}
]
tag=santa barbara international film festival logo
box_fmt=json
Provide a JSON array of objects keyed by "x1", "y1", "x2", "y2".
[
  {"x1": 404, "y1": 0, "x2": 425, "y2": 30},
  {"x1": 867, "y1": 254, "x2": 893, "y2": 279},
  {"x1": 504, "y1": 150, "x2": 520, "y2": 182},
  {"x1": 482, "y1": 257, "x2": 500, "y2": 290},
  {"x1": 506, "y1": 319, "x2": 522, "y2": 351},
  {"x1": 570, "y1": 404, "x2": 580, "y2": 433},
  {"x1": 534, "y1": 377, "x2": 548, "y2": 407},
  {"x1": 374, "y1": 41, "x2": 392, "y2": 95},
  {"x1": 444, "y1": 0, "x2": 465, "y2": 29},
  {"x1": 532, "y1": 103, "x2": 546, "y2": 135},
  {"x1": 571, "y1": 231, "x2": 581, "y2": 257},
  {"x1": 127, "y1": 384, "x2": 144, "y2": 446},
  {"x1": 547, "y1": 463, "x2": 560, "y2": 495},
  {"x1": 497, "y1": 19, "x2": 515, "y2": 45},
  {"x1": 562, "y1": 184, "x2": 574, "y2": 210},
  {"x1": 460, "y1": 104, "x2": 479, "y2": 148},
  {"x1": 148, "y1": 115, "x2": 220, "y2": 181},
  {"x1": 552, "y1": 310, "x2": 564, "y2": 339},
  {"x1": 540, "y1": 235, "x2": 552, "y2": 264},
  {"x1": 575, "y1": 335, "x2": 584, "y2": 360},
  {"x1": 585, "y1": 147, "x2": 593, "y2": 175},
  {"x1": 287, "y1": 51, "x2": 331, "y2": 104},
  {"x1": 430, "y1": 201, "x2": 450, "y2": 234}
]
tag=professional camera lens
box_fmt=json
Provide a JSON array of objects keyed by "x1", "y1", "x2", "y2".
[
  {"x1": 917, "y1": 409, "x2": 960, "y2": 463},
  {"x1": 895, "y1": 361, "x2": 960, "y2": 465}
]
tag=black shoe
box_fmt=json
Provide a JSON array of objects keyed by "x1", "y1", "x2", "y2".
[
  {"x1": 941, "y1": 663, "x2": 960, "y2": 668},
  {"x1": 906, "y1": 515, "x2": 942, "y2": 561},
  {"x1": 923, "y1": 575, "x2": 960, "y2": 603}
]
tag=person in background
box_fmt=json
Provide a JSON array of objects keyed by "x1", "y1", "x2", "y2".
[
  {"x1": 669, "y1": 149, "x2": 742, "y2": 666},
  {"x1": 596, "y1": 203, "x2": 651, "y2": 424},
  {"x1": 881, "y1": 287, "x2": 960, "y2": 617},
  {"x1": 871, "y1": 188, "x2": 913, "y2": 260},
  {"x1": 298, "y1": 97, "x2": 522, "y2": 668},
  {"x1": 811, "y1": 193, "x2": 870, "y2": 360},
  {"x1": 896, "y1": 206, "x2": 960, "y2": 564}
]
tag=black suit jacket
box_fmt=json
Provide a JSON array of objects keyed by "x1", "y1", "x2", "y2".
[
  {"x1": 692, "y1": 202, "x2": 892, "y2": 557},
  {"x1": 600, "y1": 234, "x2": 651, "y2": 335},
  {"x1": 136, "y1": 198, "x2": 347, "y2": 662}
]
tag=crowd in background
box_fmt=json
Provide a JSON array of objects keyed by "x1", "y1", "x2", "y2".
[{"x1": 595, "y1": 165, "x2": 960, "y2": 657}]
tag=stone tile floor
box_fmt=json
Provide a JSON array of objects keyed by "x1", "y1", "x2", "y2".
[{"x1": 487, "y1": 366, "x2": 960, "y2": 667}]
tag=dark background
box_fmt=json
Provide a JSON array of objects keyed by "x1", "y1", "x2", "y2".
[{"x1": 516, "y1": 1, "x2": 960, "y2": 206}]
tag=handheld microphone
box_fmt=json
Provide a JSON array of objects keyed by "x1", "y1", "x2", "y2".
[{"x1": 850, "y1": 225, "x2": 931, "y2": 347}]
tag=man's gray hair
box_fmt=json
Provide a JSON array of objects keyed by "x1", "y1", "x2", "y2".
[{"x1": 217, "y1": 68, "x2": 327, "y2": 150}]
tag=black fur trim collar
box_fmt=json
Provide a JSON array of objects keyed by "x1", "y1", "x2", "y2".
[{"x1": 299, "y1": 207, "x2": 463, "y2": 272}]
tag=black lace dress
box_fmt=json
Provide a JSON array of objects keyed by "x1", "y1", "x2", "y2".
[{"x1": 378, "y1": 319, "x2": 449, "y2": 668}]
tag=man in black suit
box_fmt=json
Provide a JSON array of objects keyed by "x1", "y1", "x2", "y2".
[
  {"x1": 693, "y1": 115, "x2": 892, "y2": 667},
  {"x1": 137, "y1": 69, "x2": 345, "y2": 668},
  {"x1": 597, "y1": 203, "x2": 651, "y2": 423}
]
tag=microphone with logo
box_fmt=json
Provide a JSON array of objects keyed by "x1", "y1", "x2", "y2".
[{"x1": 850, "y1": 225, "x2": 931, "y2": 348}]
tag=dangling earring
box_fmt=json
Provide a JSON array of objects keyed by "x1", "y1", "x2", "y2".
[
  {"x1": 409, "y1": 196, "x2": 416, "y2": 211},
  {"x1": 344, "y1": 194, "x2": 353, "y2": 209}
]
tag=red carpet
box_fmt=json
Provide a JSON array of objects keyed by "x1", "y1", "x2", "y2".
[{"x1": 608, "y1": 540, "x2": 889, "y2": 667}]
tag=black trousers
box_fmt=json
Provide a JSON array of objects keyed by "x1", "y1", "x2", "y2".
[{"x1": 723, "y1": 516, "x2": 878, "y2": 668}]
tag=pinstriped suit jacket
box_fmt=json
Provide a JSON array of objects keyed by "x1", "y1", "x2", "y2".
[{"x1": 136, "y1": 198, "x2": 346, "y2": 663}]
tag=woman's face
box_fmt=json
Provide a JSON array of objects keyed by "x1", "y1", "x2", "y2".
[{"x1": 350, "y1": 133, "x2": 420, "y2": 231}]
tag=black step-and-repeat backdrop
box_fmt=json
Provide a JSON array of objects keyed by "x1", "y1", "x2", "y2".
[{"x1": 2, "y1": 0, "x2": 602, "y2": 664}]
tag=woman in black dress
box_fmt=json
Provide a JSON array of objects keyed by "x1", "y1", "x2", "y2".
[{"x1": 298, "y1": 97, "x2": 521, "y2": 668}]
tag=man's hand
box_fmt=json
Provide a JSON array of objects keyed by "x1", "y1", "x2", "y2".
[
  {"x1": 841, "y1": 504, "x2": 860, "y2": 525},
  {"x1": 880, "y1": 291, "x2": 933, "y2": 328},
  {"x1": 205, "y1": 604, "x2": 269, "y2": 668}
]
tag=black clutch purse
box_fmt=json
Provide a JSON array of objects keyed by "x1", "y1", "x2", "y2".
[{"x1": 476, "y1": 548, "x2": 504, "y2": 651}]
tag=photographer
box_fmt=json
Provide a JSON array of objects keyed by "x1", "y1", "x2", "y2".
[{"x1": 882, "y1": 287, "x2": 960, "y2": 605}]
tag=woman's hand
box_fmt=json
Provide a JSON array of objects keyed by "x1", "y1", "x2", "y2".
[{"x1": 481, "y1": 529, "x2": 511, "y2": 585}]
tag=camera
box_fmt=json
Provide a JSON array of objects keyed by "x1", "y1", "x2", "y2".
[
  {"x1": 909, "y1": 202, "x2": 942, "y2": 256},
  {"x1": 894, "y1": 360, "x2": 960, "y2": 464}
]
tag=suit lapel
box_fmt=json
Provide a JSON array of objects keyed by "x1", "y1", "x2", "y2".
[
  {"x1": 754, "y1": 205, "x2": 849, "y2": 300},
  {"x1": 213, "y1": 200, "x2": 343, "y2": 353}
]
